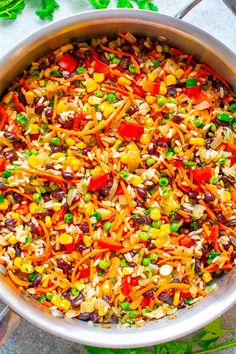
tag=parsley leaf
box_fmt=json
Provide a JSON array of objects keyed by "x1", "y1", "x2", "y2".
[
  {"x1": 35, "y1": 0, "x2": 59, "y2": 20},
  {"x1": 0, "y1": 0, "x2": 25, "y2": 19},
  {"x1": 90, "y1": 0, "x2": 110, "y2": 9},
  {"x1": 117, "y1": 0, "x2": 134, "y2": 8}
]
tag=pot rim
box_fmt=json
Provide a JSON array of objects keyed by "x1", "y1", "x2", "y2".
[{"x1": 0, "y1": 9, "x2": 236, "y2": 347}]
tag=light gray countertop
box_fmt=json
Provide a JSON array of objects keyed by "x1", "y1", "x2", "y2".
[{"x1": 0, "y1": 0, "x2": 236, "y2": 353}]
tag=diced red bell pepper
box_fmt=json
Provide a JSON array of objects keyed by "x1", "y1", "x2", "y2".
[
  {"x1": 92, "y1": 49, "x2": 111, "y2": 78},
  {"x1": 88, "y1": 173, "x2": 109, "y2": 192},
  {"x1": 13, "y1": 93, "x2": 25, "y2": 113},
  {"x1": 64, "y1": 242, "x2": 76, "y2": 253},
  {"x1": 225, "y1": 142, "x2": 236, "y2": 155},
  {"x1": 179, "y1": 236, "x2": 195, "y2": 248},
  {"x1": 141, "y1": 298, "x2": 151, "y2": 307},
  {"x1": 97, "y1": 236, "x2": 122, "y2": 251},
  {"x1": 142, "y1": 80, "x2": 160, "y2": 95},
  {"x1": 73, "y1": 112, "x2": 85, "y2": 130},
  {"x1": 11, "y1": 122, "x2": 23, "y2": 135},
  {"x1": 116, "y1": 184, "x2": 124, "y2": 196},
  {"x1": 171, "y1": 47, "x2": 185, "y2": 56},
  {"x1": 180, "y1": 291, "x2": 192, "y2": 299},
  {"x1": 58, "y1": 53, "x2": 77, "y2": 73},
  {"x1": 52, "y1": 209, "x2": 66, "y2": 224},
  {"x1": 118, "y1": 121, "x2": 144, "y2": 141},
  {"x1": 0, "y1": 159, "x2": 6, "y2": 172},
  {"x1": 132, "y1": 83, "x2": 145, "y2": 98},
  {"x1": 187, "y1": 86, "x2": 201, "y2": 98},
  {"x1": 230, "y1": 156, "x2": 236, "y2": 165},
  {"x1": 122, "y1": 284, "x2": 132, "y2": 296},
  {"x1": 80, "y1": 267, "x2": 90, "y2": 279},
  {"x1": 192, "y1": 166, "x2": 212, "y2": 183}
]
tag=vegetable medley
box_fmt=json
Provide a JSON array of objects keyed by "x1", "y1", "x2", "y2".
[{"x1": 0, "y1": 33, "x2": 236, "y2": 325}]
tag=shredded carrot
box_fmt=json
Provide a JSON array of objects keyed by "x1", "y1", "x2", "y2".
[
  {"x1": 8, "y1": 270, "x2": 30, "y2": 287},
  {"x1": 132, "y1": 283, "x2": 154, "y2": 299},
  {"x1": 131, "y1": 56, "x2": 140, "y2": 74},
  {"x1": 30, "y1": 220, "x2": 52, "y2": 264},
  {"x1": 154, "y1": 283, "x2": 191, "y2": 299},
  {"x1": 120, "y1": 180, "x2": 134, "y2": 211},
  {"x1": 199, "y1": 199, "x2": 217, "y2": 220},
  {"x1": 100, "y1": 44, "x2": 134, "y2": 58}
]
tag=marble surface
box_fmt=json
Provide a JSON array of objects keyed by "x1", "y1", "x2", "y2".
[{"x1": 0, "y1": 0, "x2": 236, "y2": 353}]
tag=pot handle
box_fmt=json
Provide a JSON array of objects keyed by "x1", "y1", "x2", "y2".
[
  {"x1": 0, "y1": 305, "x2": 21, "y2": 347},
  {"x1": 175, "y1": 0, "x2": 236, "y2": 19}
]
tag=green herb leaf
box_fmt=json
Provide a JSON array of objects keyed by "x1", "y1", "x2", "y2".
[
  {"x1": 117, "y1": 0, "x2": 133, "y2": 8},
  {"x1": 35, "y1": 0, "x2": 59, "y2": 20},
  {"x1": 0, "y1": 0, "x2": 25, "y2": 19},
  {"x1": 90, "y1": 0, "x2": 110, "y2": 9}
]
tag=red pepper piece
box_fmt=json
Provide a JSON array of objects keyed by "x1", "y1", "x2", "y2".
[
  {"x1": 187, "y1": 86, "x2": 201, "y2": 98},
  {"x1": 181, "y1": 291, "x2": 192, "y2": 299},
  {"x1": 58, "y1": 53, "x2": 77, "y2": 73},
  {"x1": 192, "y1": 166, "x2": 212, "y2": 183},
  {"x1": 142, "y1": 81, "x2": 160, "y2": 95},
  {"x1": 88, "y1": 173, "x2": 109, "y2": 192},
  {"x1": 230, "y1": 156, "x2": 236, "y2": 165},
  {"x1": 171, "y1": 47, "x2": 185, "y2": 56},
  {"x1": 118, "y1": 121, "x2": 144, "y2": 141},
  {"x1": 80, "y1": 267, "x2": 90, "y2": 279},
  {"x1": 73, "y1": 112, "x2": 85, "y2": 130},
  {"x1": 11, "y1": 123, "x2": 23, "y2": 135},
  {"x1": 64, "y1": 242, "x2": 76, "y2": 253},
  {"x1": 179, "y1": 236, "x2": 195, "y2": 248},
  {"x1": 116, "y1": 184, "x2": 124, "y2": 196},
  {"x1": 13, "y1": 93, "x2": 25, "y2": 113},
  {"x1": 122, "y1": 284, "x2": 132, "y2": 296},
  {"x1": 97, "y1": 236, "x2": 122, "y2": 251},
  {"x1": 92, "y1": 48, "x2": 111, "y2": 78},
  {"x1": 132, "y1": 83, "x2": 145, "y2": 98},
  {"x1": 225, "y1": 142, "x2": 236, "y2": 155},
  {"x1": 141, "y1": 298, "x2": 151, "y2": 307},
  {"x1": 52, "y1": 209, "x2": 66, "y2": 224},
  {"x1": 0, "y1": 159, "x2": 6, "y2": 172}
]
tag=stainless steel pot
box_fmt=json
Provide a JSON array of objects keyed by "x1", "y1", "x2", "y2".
[{"x1": 0, "y1": 5, "x2": 236, "y2": 349}]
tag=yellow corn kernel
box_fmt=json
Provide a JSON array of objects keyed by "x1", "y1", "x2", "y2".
[
  {"x1": 202, "y1": 272, "x2": 212, "y2": 283},
  {"x1": 86, "y1": 79, "x2": 97, "y2": 93},
  {"x1": 8, "y1": 236, "x2": 17, "y2": 245},
  {"x1": 156, "y1": 45, "x2": 163, "y2": 53},
  {"x1": 121, "y1": 151, "x2": 140, "y2": 171},
  {"x1": 59, "y1": 299, "x2": 71, "y2": 312},
  {"x1": 165, "y1": 74, "x2": 177, "y2": 86},
  {"x1": 159, "y1": 81, "x2": 167, "y2": 95},
  {"x1": 45, "y1": 216, "x2": 52, "y2": 228},
  {"x1": 14, "y1": 257, "x2": 23, "y2": 268},
  {"x1": 102, "y1": 279, "x2": 111, "y2": 296},
  {"x1": 224, "y1": 191, "x2": 231, "y2": 202},
  {"x1": 122, "y1": 267, "x2": 133, "y2": 275},
  {"x1": 52, "y1": 203, "x2": 62, "y2": 211},
  {"x1": 140, "y1": 133, "x2": 152, "y2": 145},
  {"x1": 189, "y1": 137, "x2": 205, "y2": 146},
  {"x1": 66, "y1": 137, "x2": 75, "y2": 146},
  {"x1": 51, "y1": 152, "x2": 65, "y2": 160},
  {"x1": 29, "y1": 202, "x2": 38, "y2": 214},
  {"x1": 99, "y1": 101, "x2": 110, "y2": 111},
  {"x1": 131, "y1": 175, "x2": 143, "y2": 187},
  {"x1": 118, "y1": 294, "x2": 126, "y2": 302},
  {"x1": 150, "y1": 208, "x2": 161, "y2": 221},
  {"x1": 150, "y1": 228, "x2": 160, "y2": 239},
  {"x1": 29, "y1": 123, "x2": 40, "y2": 134},
  {"x1": 159, "y1": 223, "x2": 171, "y2": 236},
  {"x1": 146, "y1": 118, "x2": 154, "y2": 127},
  {"x1": 59, "y1": 278, "x2": 70, "y2": 289},
  {"x1": 51, "y1": 295, "x2": 61, "y2": 307},
  {"x1": 173, "y1": 291, "x2": 180, "y2": 307},
  {"x1": 28, "y1": 155, "x2": 41, "y2": 169},
  {"x1": 93, "y1": 72, "x2": 105, "y2": 83},
  {"x1": 96, "y1": 208, "x2": 112, "y2": 220},
  {"x1": 175, "y1": 69, "x2": 184, "y2": 79},
  {"x1": 0, "y1": 199, "x2": 9, "y2": 211},
  {"x1": 39, "y1": 80, "x2": 45, "y2": 87},
  {"x1": 64, "y1": 157, "x2": 80, "y2": 171},
  {"x1": 88, "y1": 96, "x2": 102, "y2": 105},
  {"x1": 147, "y1": 68, "x2": 159, "y2": 82},
  {"x1": 61, "y1": 44, "x2": 73, "y2": 52},
  {"x1": 3, "y1": 92, "x2": 13, "y2": 104},
  {"x1": 20, "y1": 263, "x2": 34, "y2": 274},
  {"x1": 146, "y1": 95, "x2": 156, "y2": 105},
  {"x1": 83, "y1": 235, "x2": 92, "y2": 248},
  {"x1": 76, "y1": 141, "x2": 86, "y2": 149},
  {"x1": 113, "y1": 139, "x2": 122, "y2": 150},
  {"x1": 42, "y1": 276, "x2": 49, "y2": 288},
  {"x1": 25, "y1": 91, "x2": 35, "y2": 105},
  {"x1": 74, "y1": 281, "x2": 85, "y2": 291},
  {"x1": 103, "y1": 105, "x2": 115, "y2": 118},
  {"x1": 161, "y1": 195, "x2": 180, "y2": 215},
  {"x1": 111, "y1": 257, "x2": 120, "y2": 266},
  {"x1": 84, "y1": 201, "x2": 94, "y2": 216},
  {"x1": 35, "y1": 266, "x2": 44, "y2": 273},
  {"x1": 71, "y1": 251, "x2": 79, "y2": 260},
  {"x1": 56, "y1": 100, "x2": 68, "y2": 115},
  {"x1": 126, "y1": 141, "x2": 139, "y2": 152},
  {"x1": 11, "y1": 212, "x2": 20, "y2": 221},
  {"x1": 59, "y1": 233, "x2": 73, "y2": 245},
  {"x1": 117, "y1": 77, "x2": 131, "y2": 86}
]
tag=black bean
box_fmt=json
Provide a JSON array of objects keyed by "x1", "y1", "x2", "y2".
[
  {"x1": 62, "y1": 291, "x2": 71, "y2": 301},
  {"x1": 35, "y1": 104, "x2": 44, "y2": 115},
  {"x1": 225, "y1": 219, "x2": 236, "y2": 227},
  {"x1": 57, "y1": 259, "x2": 70, "y2": 272},
  {"x1": 216, "y1": 212, "x2": 225, "y2": 222},
  {"x1": 45, "y1": 107, "x2": 53, "y2": 118},
  {"x1": 216, "y1": 118, "x2": 230, "y2": 127},
  {"x1": 45, "y1": 163, "x2": 54, "y2": 170},
  {"x1": 177, "y1": 79, "x2": 186, "y2": 88},
  {"x1": 110, "y1": 314, "x2": 119, "y2": 324},
  {"x1": 144, "y1": 215, "x2": 152, "y2": 225},
  {"x1": 188, "y1": 191, "x2": 198, "y2": 199},
  {"x1": 167, "y1": 86, "x2": 177, "y2": 97},
  {"x1": 40, "y1": 210, "x2": 54, "y2": 218},
  {"x1": 136, "y1": 187, "x2": 147, "y2": 199},
  {"x1": 136, "y1": 38, "x2": 146, "y2": 51},
  {"x1": 18, "y1": 91, "x2": 27, "y2": 106},
  {"x1": 90, "y1": 310, "x2": 100, "y2": 323},
  {"x1": 82, "y1": 148, "x2": 91, "y2": 156},
  {"x1": 127, "y1": 105, "x2": 138, "y2": 115},
  {"x1": 99, "y1": 54, "x2": 109, "y2": 65},
  {"x1": 12, "y1": 192, "x2": 22, "y2": 203},
  {"x1": 27, "y1": 221, "x2": 36, "y2": 234},
  {"x1": 173, "y1": 115, "x2": 183, "y2": 123},
  {"x1": 51, "y1": 190, "x2": 65, "y2": 201},
  {"x1": 127, "y1": 262, "x2": 136, "y2": 267},
  {"x1": 119, "y1": 57, "x2": 131, "y2": 69},
  {"x1": 143, "y1": 290, "x2": 154, "y2": 298},
  {"x1": 205, "y1": 138, "x2": 214, "y2": 150},
  {"x1": 158, "y1": 292, "x2": 173, "y2": 305},
  {"x1": 121, "y1": 43, "x2": 133, "y2": 53},
  {"x1": 77, "y1": 241, "x2": 87, "y2": 251},
  {"x1": 32, "y1": 275, "x2": 42, "y2": 287},
  {"x1": 231, "y1": 250, "x2": 236, "y2": 261},
  {"x1": 182, "y1": 278, "x2": 189, "y2": 284},
  {"x1": 3, "y1": 150, "x2": 17, "y2": 161},
  {"x1": 4, "y1": 218, "x2": 17, "y2": 231},
  {"x1": 42, "y1": 193, "x2": 51, "y2": 202},
  {"x1": 99, "y1": 185, "x2": 111, "y2": 198},
  {"x1": 62, "y1": 171, "x2": 74, "y2": 180},
  {"x1": 194, "y1": 260, "x2": 202, "y2": 273},
  {"x1": 146, "y1": 241, "x2": 155, "y2": 250},
  {"x1": 95, "y1": 46, "x2": 105, "y2": 54},
  {"x1": 4, "y1": 132, "x2": 18, "y2": 142},
  {"x1": 132, "y1": 214, "x2": 146, "y2": 224},
  {"x1": 204, "y1": 192, "x2": 215, "y2": 203},
  {"x1": 155, "y1": 138, "x2": 168, "y2": 147},
  {"x1": 102, "y1": 295, "x2": 110, "y2": 303},
  {"x1": 62, "y1": 117, "x2": 74, "y2": 130},
  {"x1": 171, "y1": 278, "x2": 181, "y2": 283},
  {"x1": 0, "y1": 183, "x2": 7, "y2": 191},
  {"x1": 84, "y1": 50, "x2": 92, "y2": 60},
  {"x1": 80, "y1": 222, "x2": 89, "y2": 234},
  {"x1": 14, "y1": 244, "x2": 21, "y2": 256},
  {"x1": 51, "y1": 146, "x2": 62, "y2": 153},
  {"x1": 71, "y1": 294, "x2": 84, "y2": 307},
  {"x1": 135, "y1": 199, "x2": 144, "y2": 208},
  {"x1": 78, "y1": 312, "x2": 91, "y2": 321}
]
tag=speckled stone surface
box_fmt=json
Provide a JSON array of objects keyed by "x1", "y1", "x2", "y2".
[{"x1": 0, "y1": 0, "x2": 236, "y2": 353}]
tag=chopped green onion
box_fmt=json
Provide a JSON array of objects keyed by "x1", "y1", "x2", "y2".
[
  {"x1": 64, "y1": 213, "x2": 73, "y2": 223},
  {"x1": 186, "y1": 78, "x2": 197, "y2": 88},
  {"x1": 76, "y1": 67, "x2": 85, "y2": 74}
]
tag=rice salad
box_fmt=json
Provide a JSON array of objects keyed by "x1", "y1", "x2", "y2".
[{"x1": 0, "y1": 33, "x2": 235, "y2": 325}]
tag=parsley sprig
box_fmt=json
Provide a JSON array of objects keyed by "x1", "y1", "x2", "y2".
[{"x1": 85, "y1": 319, "x2": 236, "y2": 354}]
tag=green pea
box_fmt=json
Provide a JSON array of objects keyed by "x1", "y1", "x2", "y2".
[
  {"x1": 24, "y1": 149, "x2": 30, "y2": 156},
  {"x1": 153, "y1": 60, "x2": 160, "y2": 68},
  {"x1": 218, "y1": 157, "x2": 228, "y2": 165},
  {"x1": 129, "y1": 310, "x2": 139, "y2": 319},
  {"x1": 211, "y1": 123, "x2": 216, "y2": 132},
  {"x1": 194, "y1": 119, "x2": 204, "y2": 128},
  {"x1": 103, "y1": 222, "x2": 112, "y2": 231},
  {"x1": 230, "y1": 103, "x2": 236, "y2": 112},
  {"x1": 124, "y1": 115, "x2": 132, "y2": 121},
  {"x1": 107, "y1": 93, "x2": 116, "y2": 103},
  {"x1": 158, "y1": 177, "x2": 169, "y2": 186},
  {"x1": 152, "y1": 220, "x2": 162, "y2": 229},
  {"x1": 146, "y1": 158, "x2": 156, "y2": 167},
  {"x1": 169, "y1": 98, "x2": 177, "y2": 104},
  {"x1": 76, "y1": 67, "x2": 85, "y2": 74},
  {"x1": 2, "y1": 170, "x2": 12, "y2": 178},
  {"x1": 91, "y1": 212, "x2": 101, "y2": 221},
  {"x1": 84, "y1": 193, "x2": 91, "y2": 202},
  {"x1": 120, "y1": 259, "x2": 127, "y2": 267},
  {"x1": 29, "y1": 149, "x2": 38, "y2": 156},
  {"x1": 51, "y1": 137, "x2": 61, "y2": 146},
  {"x1": 16, "y1": 114, "x2": 29, "y2": 126},
  {"x1": 112, "y1": 58, "x2": 120, "y2": 65},
  {"x1": 148, "y1": 188, "x2": 155, "y2": 196},
  {"x1": 163, "y1": 191, "x2": 170, "y2": 198},
  {"x1": 94, "y1": 90, "x2": 103, "y2": 98},
  {"x1": 166, "y1": 150, "x2": 174, "y2": 158},
  {"x1": 157, "y1": 96, "x2": 167, "y2": 106},
  {"x1": 38, "y1": 295, "x2": 47, "y2": 302},
  {"x1": 139, "y1": 231, "x2": 149, "y2": 241},
  {"x1": 99, "y1": 260, "x2": 109, "y2": 269},
  {"x1": 142, "y1": 308, "x2": 150, "y2": 316},
  {"x1": 142, "y1": 257, "x2": 150, "y2": 266},
  {"x1": 232, "y1": 122, "x2": 236, "y2": 132},
  {"x1": 46, "y1": 293, "x2": 53, "y2": 300},
  {"x1": 33, "y1": 193, "x2": 42, "y2": 202},
  {"x1": 109, "y1": 53, "x2": 116, "y2": 60},
  {"x1": 217, "y1": 113, "x2": 231, "y2": 123},
  {"x1": 179, "y1": 107, "x2": 185, "y2": 114},
  {"x1": 150, "y1": 253, "x2": 158, "y2": 262},
  {"x1": 31, "y1": 70, "x2": 40, "y2": 76},
  {"x1": 25, "y1": 237, "x2": 32, "y2": 244},
  {"x1": 128, "y1": 64, "x2": 136, "y2": 73},
  {"x1": 71, "y1": 288, "x2": 80, "y2": 296},
  {"x1": 120, "y1": 170, "x2": 129, "y2": 179},
  {"x1": 173, "y1": 147, "x2": 180, "y2": 154},
  {"x1": 64, "y1": 213, "x2": 73, "y2": 223},
  {"x1": 28, "y1": 273, "x2": 37, "y2": 282},
  {"x1": 50, "y1": 70, "x2": 62, "y2": 77},
  {"x1": 170, "y1": 223, "x2": 179, "y2": 232},
  {"x1": 121, "y1": 302, "x2": 130, "y2": 311},
  {"x1": 210, "y1": 176, "x2": 219, "y2": 184}
]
